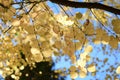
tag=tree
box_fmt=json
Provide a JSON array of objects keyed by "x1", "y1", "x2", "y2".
[{"x1": 0, "y1": 0, "x2": 120, "y2": 80}]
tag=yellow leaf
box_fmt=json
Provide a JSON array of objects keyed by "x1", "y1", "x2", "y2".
[
  {"x1": 109, "y1": 36, "x2": 118, "y2": 49},
  {"x1": 42, "y1": 49, "x2": 53, "y2": 58},
  {"x1": 102, "y1": 33, "x2": 110, "y2": 44},
  {"x1": 70, "y1": 72, "x2": 78, "y2": 79},
  {"x1": 40, "y1": 41, "x2": 50, "y2": 49},
  {"x1": 86, "y1": 55, "x2": 91, "y2": 62},
  {"x1": 56, "y1": 15, "x2": 74, "y2": 26},
  {"x1": 79, "y1": 68, "x2": 87, "y2": 78},
  {"x1": 76, "y1": 59, "x2": 86, "y2": 67},
  {"x1": 12, "y1": 20, "x2": 20, "y2": 26},
  {"x1": 92, "y1": 10, "x2": 107, "y2": 24},
  {"x1": 53, "y1": 25, "x2": 60, "y2": 34},
  {"x1": 11, "y1": 74, "x2": 16, "y2": 79},
  {"x1": 74, "y1": 29, "x2": 85, "y2": 40},
  {"x1": 75, "y1": 12, "x2": 82, "y2": 20},
  {"x1": 93, "y1": 38, "x2": 101, "y2": 44},
  {"x1": 70, "y1": 55, "x2": 76, "y2": 63},
  {"x1": 1, "y1": 0, "x2": 12, "y2": 7},
  {"x1": 79, "y1": 71, "x2": 87, "y2": 78},
  {"x1": 31, "y1": 48, "x2": 43, "y2": 62},
  {"x1": 24, "y1": 26, "x2": 34, "y2": 34},
  {"x1": 96, "y1": 28, "x2": 106, "y2": 39},
  {"x1": 0, "y1": 70, "x2": 3, "y2": 75},
  {"x1": 75, "y1": 42, "x2": 82, "y2": 50},
  {"x1": 69, "y1": 66, "x2": 76, "y2": 72},
  {"x1": 87, "y1": 63, "x2": 96, "y2": 72},
  {"x1": 116, "y1": 66, "x2": 120, "y2": 74},
  {"x1": 30, "y1": 40, "x2": 39, "y2": 48},
  {"x1": 112, "y1": 19, "x2": 120, "y2": 34},
  {"x1": 84, "y1": 22, "x2": 94, "y2": 35},
  {"x1": 19, "y1": 66, "x2": 24, "y2": 70},
  {"x1": 33, "y1": 53, "x2": 43, "y2": 62},
  {"x1": 31, "y1": 47, "x2": 40, "y2": 55},
  {"x1": 84, "y1": 45, "x2": 93, "y2": 53},
  {"x1": 53, "y1": 41, "x2": 62, "y2": 49},
  {"x1": 0, "y1": 62, "x2": 3, "y2": 68},
  {"x1": 31, "y1": 12, "x2": 38, "y2": 18}
]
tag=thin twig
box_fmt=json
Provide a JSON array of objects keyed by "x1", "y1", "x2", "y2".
[
  {"x1": 26, "y1": 3, "x2": 37, "y2": 14},
  {"x1": 90, "y1": 9, "x2": 120, "y2": 41},
  {"x1": 11, "y1": 1, "x2": 45, "y2": 5}
]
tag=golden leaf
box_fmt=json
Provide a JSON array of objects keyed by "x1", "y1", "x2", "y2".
[
  {"x1": 80, "y1": 53, "x2": 86, "y2": 59},
  {"x1": 70, "y1": 55, "x2": 76, "y2": 63},
  {"x1": 30, "y1": 47, "x2": 43, "y2": 62},
  {"x1": 33, "y1": 53, "x2": 43, "y2": 62},
  {"x1": 74, "y1": 29, "x2": 85, "y2": 40},
  {"x1": 84, "y1": 45, "x2": 93, "y2": 53},
  {"x1": 79, "y1": 67, "x2": 87, "y2": 78},
  {"x1": 30, "y1": 40, "x2": 39, "y2": 48},
  {"x1": 63, "y1": 46, "x2": 69, "y2": 54},
  {"x1": 92, "y1": 10, "x2": 107, "y2": 24},
  {"x1": 75, "y1": 42, "x2": 82, "y2": 50},
  {"x1": 31, "y1": 12, "x2": 38, "y2": 18},
  {"x1": 12, "y1": 19, "x2": 20, "y2": 26},
  {"x1": 69, "y1": 66, "x2": 76, "y2": 72},
  {"x1": 112, "y1": 19, "x2": 120, "y2": 34},
  {"x1": 83, "y1": 22, "x2": 94, "y2": 35},
  {"x1": 1, "y1": 0, "x2": 12, "y2": 7},
  {"x1": 40, "y1": 41, "x2": 50, "y2": 50},
  {"x1": 0, "y1": 62, "x2": 3, "y2": 68},
  {"x1": 76, "y1": 59, "x2": 86, "y2": 67},
  {"x1": 64, "y1": 28, "x2": 74, "y2": 39},
  {"x1": 101, "y1": 33, "x2": 110, "y2": 44},
  {"x1": 109, "y1": 36, "x2": 118, "y2": 49},
  {"x1": 79, "y1": 71, "x2": 87, "y2": 78},
  {"x1": 70, "y1": 72, "x2": 78, "y2": 79},
  {"x1": 116, "y1": 66, "x2": 120, "y2": 74},
  {"x1": 24, "y1": 26, "x2": 34, "y2": 34},
  {"x1": 87, "y1": 63, "x2": 96, "y2": 72},
  {"x1": 75, "y1": 12, "x2": 82, "y2": 20},
  {"x1": 37, "y1": 26, "x2": 50, "y2": 36},
  {"x1": 53, "y1": 25, "x2": 60, "y2": 34},
  {"x1": 11, "y1": 74, "x2": 16, "y2": 79},
  {"x1": 19, "y1": 66, "x2": 24, "y2": 70},
  {"x1": 0, "y1": 70, "x2": 3, "y2": 75},
  {"x1": 56, "y1": 15, "x2": 74, "y2": 26},
  {"x1": 42, "y1": 49, "x2": 53, "y2": 58},
  {"x1": 53, "y1": 41, "x2": 62, "y2": 50},
  {"x1": 93, "y1": 38, "x2": 101, "y2": 44},
  {"x1": 96, "y1": 28, "x2": 106, "y2": 39},
  {"x1": 86, "y1": 55, "x2": 91, "y2": 62},
  {"x1": 31, "y1": 47, "x2": 40, "y2": 55}
]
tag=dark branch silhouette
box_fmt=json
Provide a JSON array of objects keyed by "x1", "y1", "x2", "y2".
[
  {"x1": 49, "y1": 0, "x2": 120, "y2": 15},
  {"x1": 0, "y1": 3, "x2": 8, "y2": 8},
  {"x1": 0, "y1": 0, "x2": 119, "y2": 15}
]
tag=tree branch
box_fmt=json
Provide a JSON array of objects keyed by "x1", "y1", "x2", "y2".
[
  {"x1": 49, "y1": 0, "x2": 120, "y2": 15},
  {"x1": 0, "y1": 3, "x2": 8, "y2": 9},
  {"x1": 11, "y1": 1, "x2": 41, "y2": 5}
]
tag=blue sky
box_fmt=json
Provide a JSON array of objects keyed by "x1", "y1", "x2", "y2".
[
  {"x1": 52, "y1": 43, "x2": 120, "y2": 80},
  {"x1": 46, "y1": 1, "x2": 120, "y2": 80}
]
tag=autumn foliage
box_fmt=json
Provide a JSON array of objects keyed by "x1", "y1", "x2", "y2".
[{"x1": 0, "y1": 0, "x2": 120, "y2": 80}]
